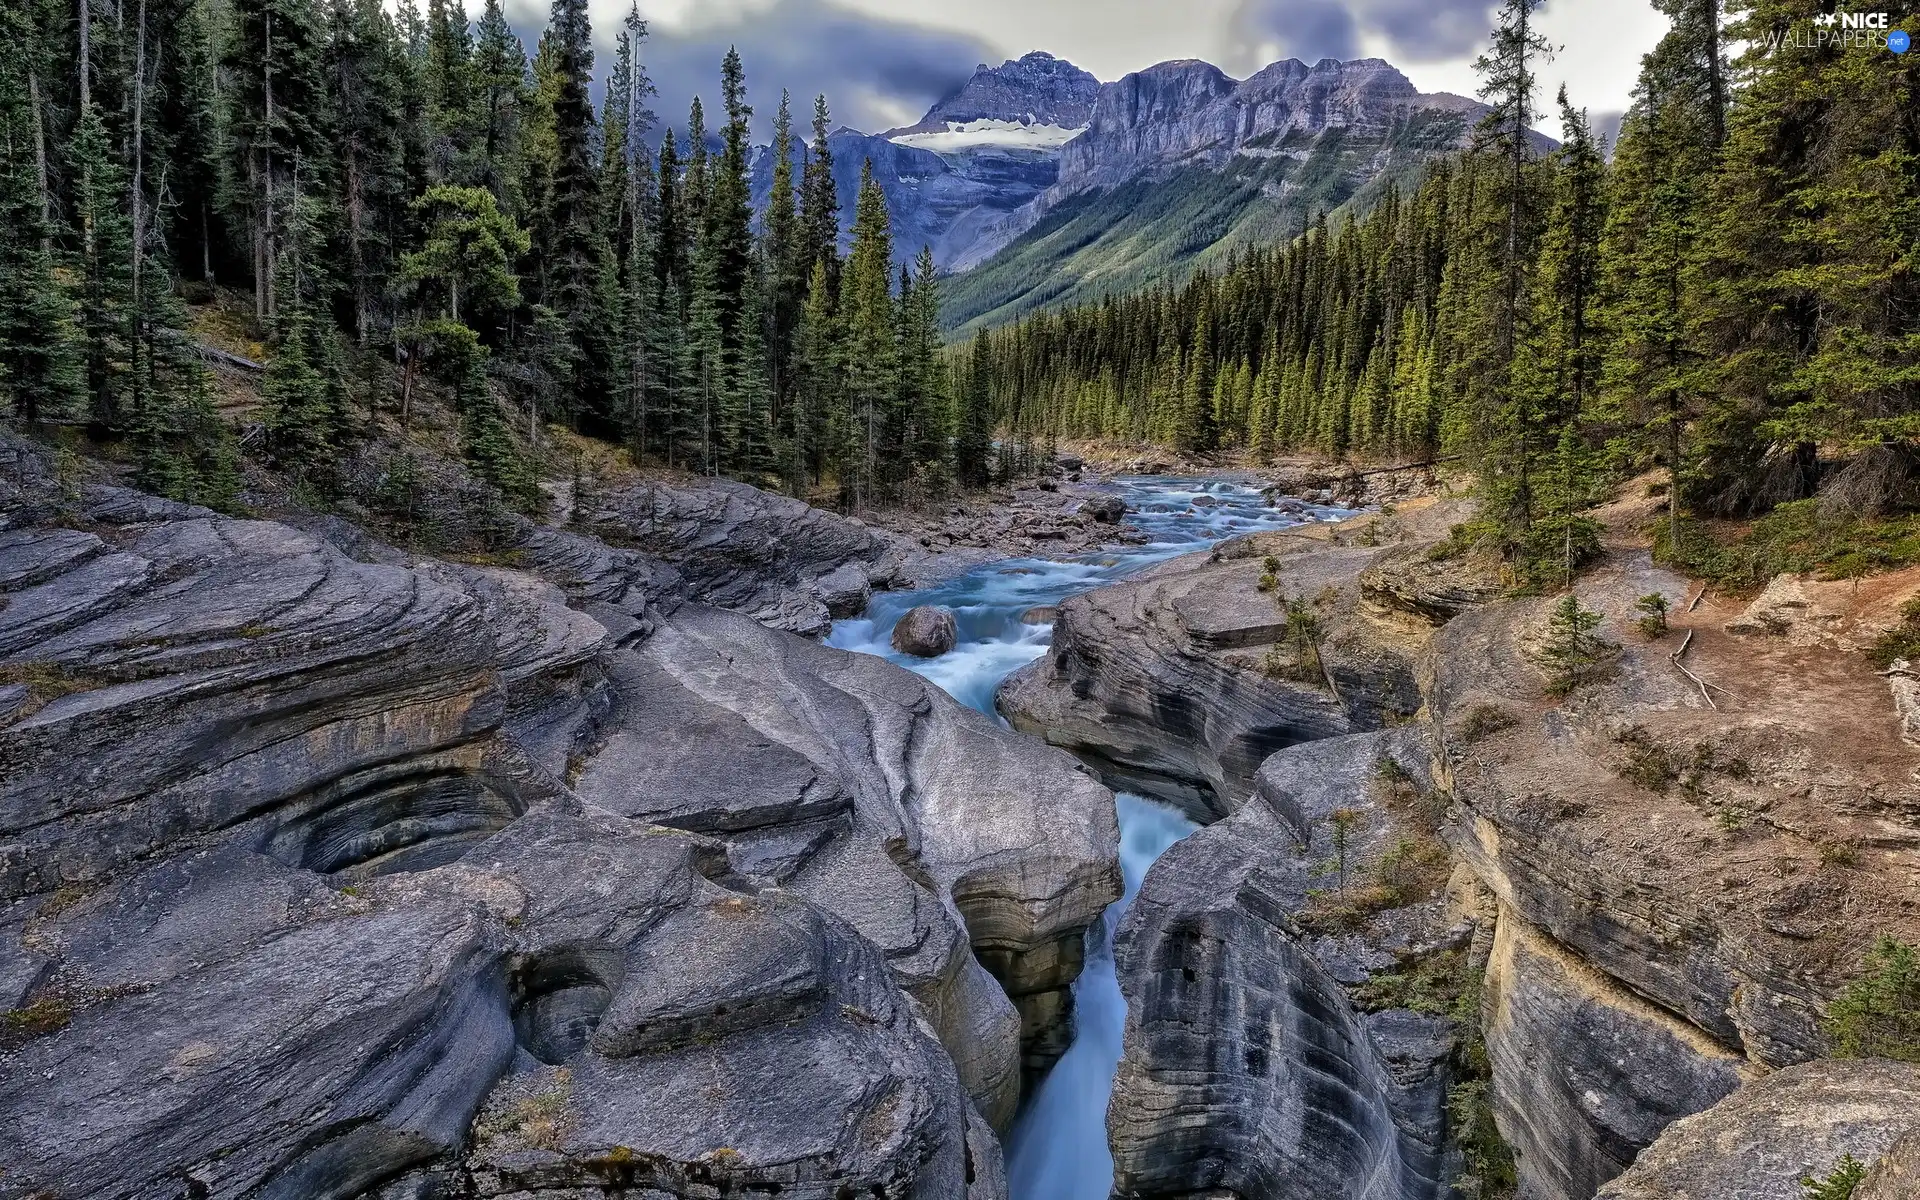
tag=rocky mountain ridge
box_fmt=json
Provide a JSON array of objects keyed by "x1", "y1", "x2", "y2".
[{"x1": 764, "y1": 51, "x2": 1506, "y2": 289}]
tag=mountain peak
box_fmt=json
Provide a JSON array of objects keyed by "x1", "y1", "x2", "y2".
[{"x1": 886, "y1": 51, "x2": 1100, "y2": 139}]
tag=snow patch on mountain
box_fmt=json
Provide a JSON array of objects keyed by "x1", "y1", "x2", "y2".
[{"x1": 890, "y1": 119, "x2": 1089, "y2": 155}]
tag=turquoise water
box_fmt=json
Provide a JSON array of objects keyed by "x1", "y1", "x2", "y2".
[{"x1": 826, "y1": 477, "x2": 1345, "y2": 1200}]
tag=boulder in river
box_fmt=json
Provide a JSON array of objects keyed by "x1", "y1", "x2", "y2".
[
  {"x1": 1021, "y1": 606, "x2": 1058, "y2": 625},
  {"x1": 1081, "y1": 494, "x2": 1127, "y2": 524},
  {"x1": 892, "y1": 604, "x2": 959, "y2": 657}
]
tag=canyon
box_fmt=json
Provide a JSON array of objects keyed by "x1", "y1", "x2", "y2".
[{"x1": 5, "y1": 441, "x2": 1919, "y2": 1200}]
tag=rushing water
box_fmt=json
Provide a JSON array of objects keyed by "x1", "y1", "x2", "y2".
[{"x1": 827, "y1": 476, "x2": 1346, "y2": 1200}]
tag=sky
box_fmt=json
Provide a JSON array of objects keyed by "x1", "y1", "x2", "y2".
[{"x1": 507, "y1": 0, "x2": 1672, "y2": 145}]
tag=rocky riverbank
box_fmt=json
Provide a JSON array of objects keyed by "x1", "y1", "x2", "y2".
[
  {"x1": 0, "y1": 434, "x2": 1122, "y2": 1198},
  {"x1": 1000, "y1": 480, "x2": 1920, "y2": 1199}
]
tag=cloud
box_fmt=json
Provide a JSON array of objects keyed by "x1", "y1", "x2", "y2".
[
  {"x1": 1589, "y1": 108, "x2": 1624, "y2": 154},
  {"x1": 1221, "y1": 0, "x2": 1497, "y2": 72},
  {"x1": 634, "y1": 0, "x2": 995, "y2": 139}
]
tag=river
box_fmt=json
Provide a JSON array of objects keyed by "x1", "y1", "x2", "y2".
[{"x1": 827, "y1": 476, "x2": 1346, "y2": 1200}]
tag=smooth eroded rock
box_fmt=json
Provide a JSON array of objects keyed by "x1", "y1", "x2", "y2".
[
  {"x1": 1110, "y1": 728, "x2": 1462, "y2": 1200},
  {"x1": 1596, "y1": 1059, "x2": 1920, "y2": 1200}
]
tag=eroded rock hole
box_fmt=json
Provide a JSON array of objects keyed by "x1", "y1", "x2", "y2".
[
  {"x1": 511, "y1": 945, "x2": 623, "y2": 1065},
  {"x1": 264, "y1": 767, "x2": 523, "y2": 877}
]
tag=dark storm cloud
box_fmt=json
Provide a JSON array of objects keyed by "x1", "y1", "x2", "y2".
[
  {"x1": 1224, "y1": 0, "x2": 1497, "y2": 71},
  {"x1": 641, "y1": 0, "x2": 995, "y2": 139}
]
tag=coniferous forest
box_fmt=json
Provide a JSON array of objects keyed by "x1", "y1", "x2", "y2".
[
  {"x1": 966, "y1": 0, "x2": 1919, "y2": 580},
  {"x1": 0, "y1": 0, "x2": 979, "y2": 512},
  {"x1": 0, "y1": 0, "x2": 1914, "y2": 580}
]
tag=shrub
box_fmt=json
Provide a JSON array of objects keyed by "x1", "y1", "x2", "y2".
[
  {"x1": 3, "y1": 997, "x2": 73, "y2": 1041},
  {"x1": 1352, "y1": 948, "x2": 1467, "y2": 1016},
  {"x1": 1448, "y1": 1075, "x2": 1518, "y2": 1199},
  {"x1": 1427, "y1": 521, "x2": 1483, "y2": 563},
  {"x1": 1455, "y1": 704, "x2": 1519, "y2": 745},
  {"x1": 1826, "y1": 937, "x2": 1920, "y2": 1062},
  {"x1": 1869, "y1": 598, "x2": 1920, "y2": 668},
  {"x1": 1657, "y1": 502, "x2": 1920, "y2": 594}
]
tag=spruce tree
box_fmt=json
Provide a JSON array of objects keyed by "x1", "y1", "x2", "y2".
[
  {"x1": 1468, "y1": 0, "x2": 1553, "y2": 549},
  {"x1": 842, "y1": 162, "x2": 896, "y2": 506},
  {"x1": 527, "y1": 0, "x2": 602, "y2": 424},
  {"x1": 0, "y1": 12, "x2": 84, "y2": 423},
  {"x1": 955, "y1": 331, "x2": 993, "y2": 488},
  {"x1": 470, "y1": 0, "x2": 528, "y2": 215},
  {"x1": 798, "y1": 95, "x2": 840, "y2": 290}
]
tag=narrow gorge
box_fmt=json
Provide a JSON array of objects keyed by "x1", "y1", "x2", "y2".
[{"x1": 996, "y1": 479, "x2": 1920, "y2": 1200}]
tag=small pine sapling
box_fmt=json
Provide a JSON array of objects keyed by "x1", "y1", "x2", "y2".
[
  {"x1": 1327, "y1": 808, "x2": 1365, "y2": 894},
  {"x1": 1257, "y1": 554, "x2": 1281, "y2": 593},
  {"x1": 1635, "y1": 592, "x2": 1672, "y2": 639},
  {"x1": 1537, "y1": 592, "x2": 1613, "y2": 696},
  {"x1": 1798, "y1": 1155, "x2": 1866, "y2": 1200}
]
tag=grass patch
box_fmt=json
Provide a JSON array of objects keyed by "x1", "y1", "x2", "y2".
[
  {"x1": 1658, "y1": 501, "x2": 1920, "y2": 594},
  {"x1": 1454, "y1": 704, "x2": 1519, "y2": 747},
  {"x1": 0, "y1": 661, "x2": 105, "y2": 720},
  {"x1": 474, "y1": 1068, "x2": 576, "y2": 1152},
  {"x1": 2, "y1": 998, "x2": 74, "y2": 1045},
  {"x1": 1869, "y1": 598, "x2": 1920, "y2": 668}
]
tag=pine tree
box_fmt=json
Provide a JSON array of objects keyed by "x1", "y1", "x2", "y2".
[
  {"x1": 1468, "y1": 0, "x2": 1554, "y2": 548},
  {"x1": 842, "y1": 162, "x2": 897, "y2": 506},
  {"x1": 0, "y1": 8, "x2": 84, "y2": 423},
  {"x1": 764, "y1": 89, "x2": 803, "y2": 480},
  {"x1": 955, "y1": 330, "x2": 993, "y2": 488},
  {"x1": 326, "y1": 0, "x2": 411, "y2": 345},
  {"x1": 798, "y1": 95, "x2": 840, "y2": 290},
  {"x1": 601, "y1": 5, "x2": 658, "y2": 455},
  {"x1": 225, "y1": 0, "x2": 334, "y2": 323},
  {"x1": 424, "y1": 0, "x2": 475, "y2": 179},
  {"x1": 470, "y1": 0, "x2": 528, "y2": 214},
  {"x1": 794, "y1": 258, "x2": 842, "y2": 487},
  {"x1": 527, "y1": 0, "x2": 602, "y2": 424}
]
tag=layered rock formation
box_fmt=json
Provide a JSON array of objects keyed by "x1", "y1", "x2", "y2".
[
  {"x1": 1429, "y1": 510, "x2": 1920, "y2": 1199},
  {"x1": 1109, "y1": 727, "x2": 1464, "y2": 1200},
  {"x1": 1009, "y1": 475, "x2": 1920, "y2": 1200},
  {"x1": 570, "y1": 477, "x2": 905, "y2": 637},
  {"x1": 0, "y1": 441, "x2": 1120, "y2": 1197},
  {"x1": 1595, "y1": 1060, "x2": 1920, "y2": 1200},
  {"x1": 1051, "y1": 58, "x2": 1483, "y2": 195},
  {"x1": 999, "y1": 499, "x2": 1460, "y2": 820}
]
